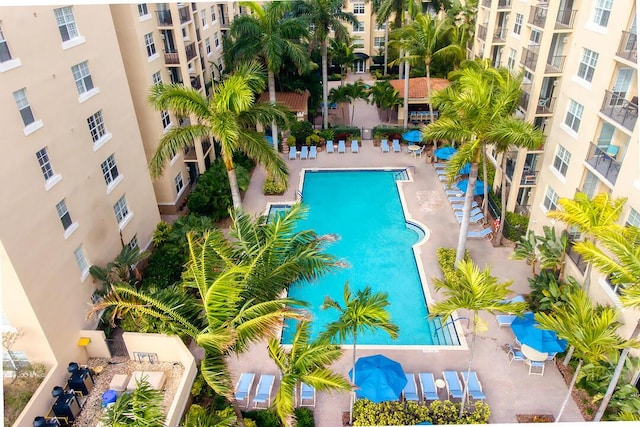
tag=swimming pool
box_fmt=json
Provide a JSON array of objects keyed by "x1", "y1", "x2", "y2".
[{"x1": 278, "y1": 169, "x2": 460, "y2": 346}]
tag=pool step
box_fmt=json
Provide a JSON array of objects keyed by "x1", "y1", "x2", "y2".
[{"x1": 428, "y1": 316, "x2": 460, "y2": 346}]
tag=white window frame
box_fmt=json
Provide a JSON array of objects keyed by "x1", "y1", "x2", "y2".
[
  {"x1": 174, "y1": 172, "x2": 184, "y2": 195},
  {"x1": 13, "y1": 88, "x2": 42, "y2": 135},
  {"x1": 205, "y1": 38, "x2": 211, "y2": 55},
  {"x1": 71, "y1": 61, "x2": 95, "y2": 96},
  {"x1": 161, "y1": 110, "x2": 171, "y2": 129},
  {"x1": 201, "y1": 9, "x2": 207, "y2": 28},
  {"x1": 152, "y1": 71, "x2": 162, "y2": 85},
  {"x1": 128, "y1": 235, "x2": 139, "y2": 251},
  {"x1": 552, "y1": 145, "x2": 571, "y2": 176},
  {"x1": 374, "y1": 37, "x2": 385, "y2": 49},
  {"x1": 564, "y1": 99, "x2": 584, "y2": 133},
  {"x1": 592, "y1": 0, "x2": 612, "y2": 28},
  {"x1": 353, "y1": 21, "x2": 365, "y2": 33},
  {"x1": 137, "y1": 3, "x2": 149, "y2": 18},
  {"x1": 87, "y1": 111, "x2": 107, "y2": 144},
  {"x1": 0, "y1": 23, "x2": 13, "y2": 62},
  {"x1": 513, "y1": 13, "x2": 523, "y2": 35},
  {"x1": 214, "y1": 32, "x2": 220, "y2": 48},
  {"x1": 36, "y1": 147, "x2": 62, "y2": 190},
  {"x1": 210, "y1": 6, "x2": 216, "y2": 22},
  {"x1": 375, "y1": 22, "x2": 386, "y2": 31},
  {"x1": 54, "y1": 7, "x2": 79, "y2": 42},
  {"x1": 73, "y1": 245, "x2": 89, "y2": 279},
  {"x1": 543, "y1": 186, "x2": 559, "y2": 212},
  {"x1": 56, "y1": 199, "x2": 74, "y2": 231},
  {"x1": 113, "y1": 195, "x2": 131, "y2": 226},
  {"x1": 352, "y1": 38, "x2": 364, "y2": 49},
  {"x1": 144, "y1": 32, "x2": 157, "y2": 60},
  {"x1": 577, "y1": 48, "x2": 598, "y2": 83},
  {"x1": 626, "y1": 208, "x2": 640, "y2": 227},
  {"x1": 507, "y1": 48, "x2": 516, "y2": 70},
  {"x1": 529, "y1": 29, "x2": 541, "y2": 45},
  {"x1": 101, "y1": 154, "x2": 120, "y2": 188},
  {"x1": 353, "y1": 3, "x2": 365, "y2": 14}
]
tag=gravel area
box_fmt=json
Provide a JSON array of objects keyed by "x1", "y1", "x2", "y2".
[{"x1": 72, "y1": 357, "x2": 184, "y2": 426}]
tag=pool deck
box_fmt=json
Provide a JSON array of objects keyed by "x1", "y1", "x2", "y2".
[{"x1": 232, "y1": 139, "x2": 584, "y2": 425}]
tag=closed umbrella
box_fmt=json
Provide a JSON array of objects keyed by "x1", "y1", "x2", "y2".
[
  {"x1": 456, "y1": 179, "x2": 485, "y2": 196},
  {"x1": 434, "y1": 147, "x2": 457, "y2": 160},
  {"x1": 402, "y1": 130, "x2": 423, "y2": 144},
  {"x1": 349, "y1": 354, "x2": 407, "y2": 403},
  {"x1": 511, "y1": 312, "x2": 567, "y2": 353}
]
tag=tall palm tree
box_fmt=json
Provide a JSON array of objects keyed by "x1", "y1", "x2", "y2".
[
  {"x1": 329, "y1": 84, "x2": 352, "y2": 124},
  {"x1": 293, "y1": 0, "x2": 358, "y2": 129},
  {"x1": 344, "y1": 80, "x2": 370, "y2": 125},
  {"x1": 423, "y1": 67, "x2": 542, "y2": 264},
  {"x1": 320, "y1": 282, "x2": 399, "y2": 423},
  {"x1": 101, "y1": 378, "x2": 165, "y2": 426},
  {"x1": 90, "y1": 232, "x2": 306, "y2": 427},
  {"x1": 373, "y1": 0, "x2": 421, "y2": 77},
  {"x1": 329, "y1": 38, "x2": 356, "y2": 86},
  {"x1": 148, "y1": 61, "x2": 289, "y2": 210},
  {"x1": 391, "y1": 12, "x2": 462, "y2": 130},
  {"x1": 268, "y1": 320, "x2": 351, "y2": 427},
  {"x1": 535, "y1": 290, "x2": 640, "y2": 422},
  {"x1": 226, "y1": 2, "x2": 310, "y2": 151},
  {"x1": 369, "y1": 81, "x2": 402, "y2": 122},
  {"x1": 547, "y1": 193, "x2": 627, "y2": 290},
  {"x1": 429, "y1": 260, "x2": 526, "y2": 415}
]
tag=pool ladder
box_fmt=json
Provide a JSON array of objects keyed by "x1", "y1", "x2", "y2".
[
  {"x1": 431, "y1": 315, "x2": 466, "y2": 346},
  {"x1": 394, "y1": 166, "x2": 415, "y2": 180},
  {"x1": 295, "y1": 190, "x2": 303, "y2": 202}
]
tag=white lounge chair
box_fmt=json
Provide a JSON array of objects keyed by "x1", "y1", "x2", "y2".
[
  {"x1": 467, "y1": 227, "x2": 493, "y2": 239},
  {"x1": 443, "y1": 371, "x2": 464, "y2": 400},
  {"x1": 460, "y1": 371, "x2": 486, "y2": 401},
  {"x1": 381, "y1": 139, "x2": 390, "y2": 153},
  {"x1": 253, "y1": 374, "x2": 275, "y2": 407},
  {"x1": 402, "y1": 373, "x2": 419, "y2": 402},
  {"x1": 326, "y1": 140, "x2": 334, "y2": 153},
  {"x1": 300, "y1": 146, "x2": 309, "y2": 160},
  {"x1": 496, "y1": 314, "x2": 516, "y2": 327},
  {"x1": 234, "y1": 373, "x2": 255, "y2": 408},
  {"x1": 338, "y1": 140, "x2": 346, "y2": 153},
  {"x1": 288, "y1": 147, "x2": 297, "y2": 160},
  {"x1": 418, "y1": 373, "x2": 439, "y2": 401},
  {"x1": 309, "y1": 145, "x2": 317, "y2": 159},
  {"x1": 351, "y1": 140, "x2": 359, "y2": 153},
  {"x1": 300, "y1": 382, "x2": 315, "y2": 407},
  {"x1": 392, "y1": 139, "x2": 401, "y2": 153}
]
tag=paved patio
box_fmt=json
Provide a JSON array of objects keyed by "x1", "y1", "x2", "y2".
[{"x1": 229, "y1": 94, "x2": 583, "y2": 425}]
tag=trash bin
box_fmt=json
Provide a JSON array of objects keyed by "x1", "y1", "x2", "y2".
[{"x1": 102, "y1": 389, "x2": 118, "y2": 407}]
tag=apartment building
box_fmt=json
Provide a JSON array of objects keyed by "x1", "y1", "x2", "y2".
[
  {"x1": 474, "y1": 0, "x2": 639, "y2": 351},
  {"x1": 343, "y1": 0, "x2": 388, "y2": 74}
]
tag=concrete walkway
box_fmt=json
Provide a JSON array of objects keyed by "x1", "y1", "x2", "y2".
[{"x1": 237, "y1": 143, "x2": 582, "y2": 425}]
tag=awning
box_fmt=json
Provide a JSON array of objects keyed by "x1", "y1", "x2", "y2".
[{"x1": 354, "y1": 52, "x2": 370, "y2": 60}]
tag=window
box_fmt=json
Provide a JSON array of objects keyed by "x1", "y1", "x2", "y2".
[
  {"x1": 113, "y1": 195, "x2": 130, "y2": 224},
  {"x1": 374, "y1": 37, "x2": 385, "y2": 48},
  {"x1": 36, "y1": 148, "x2": 54, "y2": 181},
  {"x1": 205, "y1": 38, "x2": 211, "y2": 55},
  {"x1": 543, "y1": 187, "x2": 559, "y2": 212},
  {"x1": 210, "y1": 6, "x2": 216, "y2": 22},
  {"x1": 152, "y1": 71, "x2": 162, "y2": 85},
  {"x1": 54, "y1": 7, "x2": 79, "y2": 42},
  {"x1": 514, "y1": 13, "x2": 523, "y2": 35},
  {"x1": 627, "y1": 208, "x2": 640, "y2": 227},
  {"x1": 524, "y1": 69, "x2": 533, "y2": 82},
  {"x1": 13, "y1": 88, "x2": 35, "y2": 126},
  {"x1": 144, "y1": 33, "x2": 156, "y2": 58},
  {"x1": 218, "y1": 57, "x2": 223, "y2": 70},
  {"x1": 214, "y1": 32, "x2": 219, "y2": 48},
  {"x1": 581, "y1": 170, "x2": 599, "y2": 198},
  {"x1": 128, "y1": 235, "x2": 139, "y2": 251},
  {"x1": 0, "y1": 24, "x2": 13, "y2": 62},
  {"x1": 137, "y1": 3, "x2": 149, "y2": 17},
  {"x1": 71, "y1": 61, "x2": 94, "y2": 95},
  {"x1": 73, "y1": 245, "x2": 89, "y2": 274},
  {"x1": 375, "y1": 22, "x2": 386, "y2": 31},
  {"x1": 529, "y1": 29, "x2": 541, "y2": 45},
  {"x1": 101, "y1": 154, "x2": 119, "y2": 186},
  {"x1": 593, "y1": 0, "x2": 612, "y2": 27},
  {"x1": 87, "y1": 111, "x2": 107, "y2": 142},
  {"x1": 201, "y1": 9, "x2": 207, "y2": 27},
  {"x1": 161, "y1": 110, "x2": 171, "y2": 129},
  {"x1": 352, "y1": 38, "x2": 364, "y2": 49},
  {"x1": 564, "y1": 99, "x2": 584, "y2": 132},
  {"x1": 552, "y1": 145, "x2": 571, "y2": 176},
  {"x1": 56, "y1": 199, "x2": 73, "y2": 231},
  {"x1": 353, "y1": 3, "x2": 365, "y2": 14},
  {"x1": 353, "y1": 21, "x2": 365, "y2": 33},
  {"x1": 577, "y1": 49, "x2": 598, "y2": 82},
  {"x1": 507, "y1": 48, "x2": 516, "y2": 70},
  {"x1": 174, "y1": 172, "x2": 184, "y2": 194}
]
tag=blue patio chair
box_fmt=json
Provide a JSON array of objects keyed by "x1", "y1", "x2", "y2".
[
  {"x1": 392, "y1": 140, "x2": 401, "y2": 153},
  {"x1": 326, "y1": 140, "x2": 334, "y2": 153},
  {"x1": 300, "y1": 146, "x2": 309, "y2": 160},
  {"x1": 445, "y1": 189, "x2": 464, "y2": 197},
  {"x1": 467, "y1": 228, "x2": 493, "y2": 239},
  {"x1": 460, "y1": 371, "x2": 486, "y2": 401},
  {"x1": 381, "y1": 139, "x2": 390, "y2": 153},
  {"x1": 309, "y1": 145, "x2": 317, "y2": 159},
  {"x1": 234, "y1": 373, "x2": 255, "y2": 408},
  {"x1": 496, "y1": 314, "x2": 517, "y2": 327},
  {"x1": 418, "y1": 373, "x2": 439, "y2": 401},
  {"x1": 351, "y1": 140, "x2": 359, "y2": 153},
  {"x1": 402, "y1": 373, "x2": 419, "y2": 402},
  {"x1": 288, "y1": 147, "x2": 297, "y2": 160},
  {"x1": 253, "y1": 374, "x2": 275, "y2": 407},
  {"x1": 457, "y1": 212, "x2": 485, "y2": 224},
  {"x1": 527, "y1": 360, "x2": 545, "y2": 376},
  {"x1": 451, "y1": 201, "x2": 479, "y2": 211},
  {"x1": 448, "y1": 196, "x2": 466, "y2": 203},
  {"x1": 442, "y1": 371, "x2": 464, "y2": 400},
  {"x1": 455, "y1": 207, "x2": 482, "y2": 219},
  {"x1": 300, "y1": 382, "x2": 315, "y2": 407},
  {"x1": 412, "y1": 146, "x2": 425, "y2": 158},
  {"x1": 338, "y1": 140, "x2": 346, "y2": 153},
  {"x1": 508, "y1": 343, "x2": 526, "y2": 364}
]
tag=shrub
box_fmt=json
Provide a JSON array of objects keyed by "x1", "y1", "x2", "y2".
[
  {"x1": 318, "y1": 129, "x2": 335, "y2": 142},
  {"x1": 187, "y1": 159, "x2": 249, "y2": 219},
  {"x1": 263, "y1": 174, "x2": 286, "y2": 195},
  {"x1": 331, "y1": 125, "x2": 361, "y2": 138},
  {"x1": 528, "y1": 270, "x2": 580, "y2": 313},
  {"x1": 294, "y1": 407, "x2": 315, "y2": 427},
  {"x1": 504, "y1": 211, "x2": 530, "y2": 241},
  {"x1": 305, "y1": 132, "x2": 324, "y2": 146},
  {"x1": 328, "y1": 73, "x2": 342, "y2": 81},
  {"x1": 436, "y1": 247, "x2": 471, "y2": 287},
  {"x1": 290, "y1": 120, "x2": 314, "y2": 145},
  {"x1": 3, "y1": 363, "x2": 47, "y2": 426},
  {"x1": 352, "y1": 399, "x2": 490, "y2": 426},
  {"x1": 244, "y1": 409, "x2": 280, "y2": 427}
]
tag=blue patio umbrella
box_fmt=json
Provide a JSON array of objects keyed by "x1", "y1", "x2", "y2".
[
  {"x1": 264, "y1": 135, "x2": 273, "y2": 145},
  {"x1": 402, "y1": 129, "x2": 423, "y2": 144},
  {"x1": 511, "y1": 312, "x2": 568, "y2": 353},
  {"x1": 456, "y1": 179, "x2": 485, "y2": 196},
  {"x1": 459, "y1": 163, "x2": 471, "y2": 175},
  {"x1": 433, "y1": 147, "x2": 457, "y2": 160},
  {"x1": 349, "y1": 354, "x2": 407, "y2": 403}
]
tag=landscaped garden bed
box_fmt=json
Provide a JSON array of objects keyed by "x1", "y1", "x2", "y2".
[{"x1": 516, "y1": 414, "x2": 554, "y2": 423}]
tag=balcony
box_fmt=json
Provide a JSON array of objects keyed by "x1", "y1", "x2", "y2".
[
  {"x1": 585, "y1": 142, "x2": 622, "y2": 185},
  {"x1": 178, "y1": 6, "x2": 191, "y2": 24},
  {"x1": 528, "y1": 6, "x2": 547, "y2": 28},
  {"x1": 164, "y1": 51, "x2": 180, "y2": 65},
  {"x1": 555, "y1": 9, "x2": 577, "y2": 29},
  {"x1": 600, "y1": 90, "x2": 638, "y2": 131},
  {"x1": 497, "y1": 0, "x2": 512, "y2": 9},
  {"x1": 493, "y1": 27, "x2": 507, "y2": 43},
  {"x1": 156, "y1": 10, "x2": 173, "y2": 26},
  {"x1": 545, "y1": 55, "x2": 565, "y2": 74},
  {"x1": 518, "y1": 91, "x2": 530, "y2": 111},
  {"x1": 478, "y1": 25, "x2": 488, "y2": 41},
  {"x1": 520, "y1": 47, "x2": 538, "y2": 70},
  {"x1": 616, "y1": 31, "x2": 637, "y2": 63},
  {"x1": 536, "y1": 96, "x2": 556, "y2": 115},
  {"x1": 185, "y1": 42, "x2": 197, "y2": 62},
  {"x1": 190, "y1": 76, "x2": 202, "y2": 90},
  {"x1": 482, "y1": 0, "x2": 491, "y2": 7}
]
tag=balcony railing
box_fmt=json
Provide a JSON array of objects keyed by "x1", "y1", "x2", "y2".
[
  {"x1": 520, "y1": 169, "x2": 538, "y2": 185},
  {"x1": 545, "y1": 55, "x2": 566, "y2": 73},
  {"x1": 585, "y1": 141, "x2": 622, "y2": 185},
  {"x1": 528, "y1": 6, "x2": 547, "y2": 27},
  {"x1": 493, "y1": 27, "x2": 507, "y2": 42},
  {"x1": 178, "y1": 6, "x2": 191, "y2": 24},
  {"x1": 600, "y1": 90, "x2": 638, "y2": 131},
  {"x1": 616, "y1": 31, "x2": 637, "y2": 62},
  {"x1": 478, "y1": 25, "x2": 488, "y2": 41},
  {"x1": 164, "y1": 52, "x2": 180, "y2": 65},
  {"x1": 185, "y1": 42, "x2": 197, "y2": 62},
  {"x1": 555, "y1": 9, "x2": 577, "y2": 29},
  {"x1": 156, "y1": 10, "x2": 173, "y2": 26},
  {"x1": 497, "y1": 0, "x2": 512, "y2": 9},
  {"x1": 520, "y1": 47, "x2": 538, "y2": 70},
  {"x1": 536, "y1": 96, "x2": 556, "y2": 114}
]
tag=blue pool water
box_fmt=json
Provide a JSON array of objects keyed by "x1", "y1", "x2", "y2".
[{"x1": 279, "y1": 170, "x2": 457, "y2": 346}]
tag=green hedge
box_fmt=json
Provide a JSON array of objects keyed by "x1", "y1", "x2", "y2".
[
  {"x1": 504, "y1": 211, "x2": 530, "y2": 241},
  {"x1": 353, "y1": 399, "x2": 491, "y2": 426},
  {"x1": 436, "y1": 247, "x2": 471, "y2": 286},
  {"x1": 330, "y1": 125, "x2": 361, "y2": 137},
  {"x1": 263, "y1": 174, "x2": 286, "y2": 195}
]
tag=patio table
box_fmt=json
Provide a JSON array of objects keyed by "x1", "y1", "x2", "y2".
[{"x1": 521, "y1": 344, "x2": 548, "y2": 362}]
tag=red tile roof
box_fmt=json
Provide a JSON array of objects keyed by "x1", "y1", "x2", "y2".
[
  {"x1": 389, "y1": 77, "x2": 450, "y2": 100},
  {"x1": 257, "y1": 91, "x2": 310, "y2": 113}
]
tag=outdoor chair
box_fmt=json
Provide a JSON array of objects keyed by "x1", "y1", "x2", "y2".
[
  {"x1": 448, "y1": 196, "x2": 466, "y2": 203},
  {"x1": 309, "y1": 146, "x2": 317, "y2": 159},
  {"x1": 496, "y1": 314, "x2": 516, "y2": 327},
  {"x1": 456, "y1": 212, "x2": 485, "y2": 224},
  {"x1": 234, "y1": 373, "x2": 255, "y2": 409},
  {"x1": 455, "y1": 207, "x2": 482, "y2": 219},
  {"x1": 253, "y1": 374, "x2": 276, "y2": 407},
  {"x1": 412, "y1": 146, "x2": 425, "y2": 158},
  {"x1": 508, "y1": 343, "x2": 526, "y2": 365},
  {"x1": 467, "y1": 228, "x2": 493, "y2": 239},
  {"x1": 451, "y1": 201, "x2": 479, "y2": 211},
  {"x1": 418, "y1": 373, "x2": 439, "y2": 401},
  {"x1": 300, "y1": 383, "x2": 316, "y2": 407},
  {"x1": 300, "y1": 146, "x2": 309, "y2": 160},
  {"x1": 460, "y1": 371, "x2": 486, "y2": 401},
  {"x1": 338, "y1": 140, "x2": 346, "y2": 153},
  {"x1": 288, "y1": 147, "x2": 297, "y2": 160},
  {"x1": 381, "y1": 139, "x2": 390, "y2": 153},
  {"x1": 392, "y1": 140, "x2": 401, "y2": 153},
  {"x1": 443, "y1": 371, "x2": 464, "y2": 400},
  {"x1": 526, "y1": 360, "x2": 545, "y2": 376},
  {"x1": 402, "y1": 373, "x2": 419, "y2": 402},
  {"x1": 351, "y1": 140, "x2": 359, "y2": 153},
  {"x1": 326, "y1": 140, "x2": 334, "y2": 153}
]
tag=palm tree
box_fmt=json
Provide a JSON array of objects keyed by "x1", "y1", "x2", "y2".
[
  {"x1": 535, "y1": 289, "x2": 640, "y2": 422},
  {"x1": 320, "y1": 282, "x2": 399, "y2": 423},
  {"x1": 89, "y1": 245, "x2": 149, "y2": 294},
  {"x1": 429, "y1": 260, "x2": 526, "y2": 415},
  {"x1": 329, "y1": 84, "x2": 352, "y2": 124},
  {"x1": 101, "y1": 378, "x2": 165, "y2": 426},
  {"x1": 423, "y1": 67, "x2": 542, "y2": 265},
  {"x1": 547, "y1": 192, "x2": 627, "y2": 290},
  {"x1": 293, "y1": 0, "x2": 358, "y2": 129},
  {"x1": 373, "y1": 0, "x2": 421, "y2": 77},
  {"x1": 329, "y1": 38, "x2": 356, "y2": 86},
  {"x1": 369, "y1": 81, "x2": 402, "y2": 122},
  {"x1": 148, "y1": 61, "x2": 289, "y2": 210},
  {"x1": 391, "y1": 12, "x2": 462, "y2": 130},
  {"x1": 510, "y1": 230, "x2": 539, "y2": 276},
  {"x1": 226, "y1": 1, "x2": 310, "y2": 151},
  {"x1": 344, "y1": 81, "x2": 370, "y2": 125},
  {"x1": 90, "y1": 232, "x2": 306, "y2": 427},
  {"x1": 268, "y1": 320, "x2": 351, "y2": 426}
]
